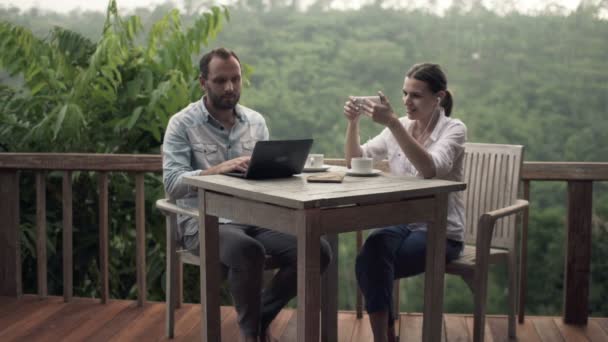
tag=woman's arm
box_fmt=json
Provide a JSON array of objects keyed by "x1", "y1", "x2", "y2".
[
  {"x1": 364, "y1": 92, "x2": 436, "y2": 178},
  {"x1": 343, "y1": 97, "x2": 363, "y2": 168}
]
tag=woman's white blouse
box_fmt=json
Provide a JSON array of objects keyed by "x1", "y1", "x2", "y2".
[{"x1": 361, "y1": 112, "x2": 467, "y2": 241}]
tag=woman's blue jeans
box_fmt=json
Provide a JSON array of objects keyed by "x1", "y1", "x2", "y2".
[{"x1": 355, "y1": 224, "x2": 463, "y2": 323}]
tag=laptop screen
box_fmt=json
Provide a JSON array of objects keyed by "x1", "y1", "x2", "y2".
[{"x1": 224, "y1": 139, "x2": 313, "y2": 179}]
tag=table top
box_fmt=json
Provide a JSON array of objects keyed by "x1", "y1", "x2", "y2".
[{"x1": 184, "y1": 166, "x2": 466, "y2": 209}]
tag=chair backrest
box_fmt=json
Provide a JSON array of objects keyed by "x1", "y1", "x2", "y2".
[{"x1": 462, "y1": 143, "x2": 524, "y2": 250}]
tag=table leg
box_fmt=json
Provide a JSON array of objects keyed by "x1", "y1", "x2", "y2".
[
  {"x1": 297, "y1": 209, "x2": 322, "y2": 342},
  {"x1": 321, "y1": 233, "x2": 338, "y2": 342},
  {"x1": 198, "y1": 190, "x2": 221, "y2": 342},
  {"x1": 422, "y1": 193, "x2": 448, "y2": 342}
]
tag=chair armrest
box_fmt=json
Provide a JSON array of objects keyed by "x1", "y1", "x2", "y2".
[
  {"x1": 155, "y1": 198, "x2": 199, "y2": 218},
  {"x1": 474, "y1": 199, "x2": 530, "y2": 262},
  {"x1": 481, "y1": 199, "x2": 529, "y2": 223}
]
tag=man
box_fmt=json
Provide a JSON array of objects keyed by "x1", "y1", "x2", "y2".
[{"x1": 162, "y1": 47, "x2": 332, "y2": 342}]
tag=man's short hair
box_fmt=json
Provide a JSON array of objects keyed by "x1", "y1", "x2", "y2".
[{"x1": 199, "y1": 48, "x2": 241, "y2": 80}]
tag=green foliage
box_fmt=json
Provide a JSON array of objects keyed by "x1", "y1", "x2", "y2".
[
  {"x1": 0, "y1": 0, "x2": 228, "y2": 153},
  {"x1": 1, "y1": 0, "x2": 229, "y2": 302}
]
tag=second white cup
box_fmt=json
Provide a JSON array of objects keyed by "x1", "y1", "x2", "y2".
[
  {"x1": 351, "y1": 157, "x2": 373, "y2": 173},
  {"x1": 306, "y1": 154, "x2": 324, "y2": 168}
]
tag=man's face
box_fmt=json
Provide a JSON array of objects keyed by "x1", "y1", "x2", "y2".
[{"x1": 200, "y1": 56, "x2": 242, "y2": 110}]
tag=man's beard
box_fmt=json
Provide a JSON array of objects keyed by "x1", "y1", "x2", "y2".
[{"x1": 206, "y1": 90, "x2": 240, "y2": 110}]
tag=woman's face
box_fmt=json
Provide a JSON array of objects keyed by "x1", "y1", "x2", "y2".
[{"x1": 402, "y1": 76, "x2": 441, "y2": 122}]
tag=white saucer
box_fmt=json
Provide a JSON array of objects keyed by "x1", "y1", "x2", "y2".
[
  {"x1": 346, "y1": 169, "x2": 382, "y2": 177},
  {"x1": 302, "y1": 165, "x2": 331, "y2": 172}
]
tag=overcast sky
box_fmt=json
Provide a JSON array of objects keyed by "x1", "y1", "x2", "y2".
[{"x1": 0, "y1": 0, "x2": 587, "y2": 14}]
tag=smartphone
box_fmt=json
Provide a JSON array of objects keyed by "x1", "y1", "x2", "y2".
[
  {"x1": 353, "y1": 96, "x2": 381, "y2": 106},
  {"x1": 353, "y1": 96, "x2": 381, "y2": 116}
]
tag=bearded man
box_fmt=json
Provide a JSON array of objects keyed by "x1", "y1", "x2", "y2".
[{"x1": 162, "y1": 47, "x2": 332, "y2": 342}]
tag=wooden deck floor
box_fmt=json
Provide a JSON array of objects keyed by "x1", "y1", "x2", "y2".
[{"x1": 2, "y1": 295, "x2": 608, "y2": 341}]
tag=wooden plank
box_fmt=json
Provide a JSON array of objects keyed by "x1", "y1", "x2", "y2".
[
  {"x1": 297, "y1": 208, "x2": 322, "y2": 342},
  {"x1": 36, "y1": 172, "x2": 47, "y2": 297},
  {"x1": 63, "y1": 171, "x2": 73, "y2": 302},
  {"x1": 553, "y1": 317, "x2": 590, "y2": 342},
  {"x1": 128, "y1": 302, "x2": 191, "y2": 341},
  {"x1": 175, "y1": 306, "x2": 234, "y2": 342},
  {"x1": 0, "y1": 153, "x2": 162, "y2": 171},
  {"x1": 465, "y1": 316, "x2": 494, "y2": 342},
  {"x1": 205, "y1": 191, "x2": 298, "y2": 235},
  {"x1": 99, "y1": 172, "x2": 109, "y2": 304},
  {"x1": 522, "y1": 162, "x2": 608, "y2": 181},
  {"x1": 198, "y1": 189, "x2": 222, "y2": 342},
  {"x1": 516, "y1": 316, "x2": 542, "y2": 342},
  {"x1": 444, "y1": 314, "x2": 469, "y2": 342},
  {"x1": 337, "y1": 310, "x2": 356, "y2": 342},
  {"x1": 0, "y1": 171, "x2": 21, "y2": 297},
  {"x1": 269, "y1": 309, "x2": 295, "y2": 341},
  {"x1": 0, "y1": 296, "x2": 58, "y2": 327},
  {"x1": 400, "y1": 314, "x2": 423, "y2": 342},
  {"x1": 533, "y1": 317, "x2": 565, "y2": 342},
  {"x1": 106, "y1": 302, "x2": 165, "y2": 342},
  {"x1": 185, "y1": 173, "x2": 465, "y2": 210},
  {"x1": 218, "y1": 309, "x2": 240, "y2": 341},
  {"x1": 16, "y1": 298, "x2": 109, "y2": 341},
  {"x1": 586, "y1": 319, "x2": 608, "y2": 342},
  {"x1": 0, "y1": 297, "x2": 66, "y2": 340},
  {"x1": 159, "y1": 305, "x2": 197, "y2": 341},
  {"x1": 62, "y1": 300, "x2": 132, "y2": 341},
  {"x1": 320, "y1": 197, "x2": 435, "y2": 235},
  {"x1": 135, "y1": 173, "x2": 147, "y2": 306},
  {"x1": 0, "y1": 296, "x2": 23, "y2": 319},
  {"x1": 356, "y1": 231, "x2": 364, "y2": 319},
  {"x1": 563, "y1": 181, "x2": 592, "y2": 324},
  {"x1": 165, "y1": 210, "x2": 179, "y2": 337},
  {"x1": 519, "y1": 180, "x2": 530, "y2": 323},
  {"x1": 594, "y1": 317, "x2": 608, "y2": 335},
  {"x1": 487, "y1": 316, "x2": 509, "y2": 342},
  {"x1": 351, "y1": 313, "x2": 374, "y2": 342},
  {"x1": 422, "y1": 193, "x2": 448, "y2": 342},
  {"x1": 321, "y1": 233, "x2": 338, "y2": 342},
  {"x1": 85, "y1": 301, "x2": 149, "y2": 342}
]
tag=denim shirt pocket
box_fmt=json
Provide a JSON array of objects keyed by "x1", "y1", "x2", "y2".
[
  {"x1": 192, "y1": 143, "x2": 221, "y2": 168},
  {"x1": 241, "y1": 140, "x2": 256, "y2": 156}
]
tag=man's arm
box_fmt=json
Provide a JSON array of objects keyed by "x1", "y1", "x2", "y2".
[{"x1": 162, "y1": 118, "x2": 201, "y2": 199}]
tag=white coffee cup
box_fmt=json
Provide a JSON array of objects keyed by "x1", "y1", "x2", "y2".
[
  {"x1": 306, "y1": 154, "x2": 324, "y2": 168},
  {"x1": 351, "y1": 157, "x2": 373, "y2": 173}
]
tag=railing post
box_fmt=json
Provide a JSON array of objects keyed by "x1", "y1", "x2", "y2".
[
  {"x1": 135, "y1": 173, "x2": 147, "y2": 306},
  {"x1": 563, "y1": 180, "x2": 592, "y2": 325},
  {"x1": 0, "y1": 170, "x2": 22, "y2": 297},
  {"x1": 63, "y1": 171, "x2": 73, "y2": 302},
  {"x1": 518, "y1": 179, "x2": 530, "y2": 323},
  {"x1": 99, "y1": 172, "x2": 109, "y2": 303},
  {"x1": 36, "y1": 172, "x2": 48, "y2": 297}
]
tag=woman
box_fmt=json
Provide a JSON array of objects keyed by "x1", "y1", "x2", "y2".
[{"x1": 344, "y1": 63, "x2": 466, "y2": 342}]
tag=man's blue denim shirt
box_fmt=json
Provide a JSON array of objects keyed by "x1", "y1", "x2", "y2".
[{"x1": 162, "y1": 96, "x2": 269, "y2": 237}]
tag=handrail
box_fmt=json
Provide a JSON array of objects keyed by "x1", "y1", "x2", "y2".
[
  {"x1": 0, "y1": 153, "x2": 161, "y2": 171},
  {"x1": 518, "y1": 161, "x2": 607, "y2": 325},
  {"x1": 1, "y1": 153, "x2": 606, "y2": 325}
]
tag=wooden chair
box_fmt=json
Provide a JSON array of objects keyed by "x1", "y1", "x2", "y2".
[
  {"x1": 156, "y1": 197, "x2": 282, "y2": 338},
  {"x1": 352, "y1": 143, "x2": 529, "y2": 342}
]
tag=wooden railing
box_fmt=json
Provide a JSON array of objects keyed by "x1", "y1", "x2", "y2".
[
  {"x1": 0, "y1": 154, "x2": 606, "y2": 326},
  {"x1": 0, "y1": 153, "x2": 161, "y2": 305},
  {"x1": 519, "y1": 162, "x2": 608, "y2": 325}
]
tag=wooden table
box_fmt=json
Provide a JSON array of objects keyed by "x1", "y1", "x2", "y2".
[{"x1": 184, "y1": 167, "x2": 465, "y2": 342}]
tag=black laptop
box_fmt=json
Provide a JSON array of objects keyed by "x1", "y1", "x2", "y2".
[{"x1": 223, "y1": 139, "x2": 313, "y2": 179}]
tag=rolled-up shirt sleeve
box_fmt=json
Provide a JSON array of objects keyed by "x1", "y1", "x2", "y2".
[
  {"x1": 428, "y1": 121, "x2": 466, "y2": 178},
  {"x1": 162, "y1": 116, "x2": 200, "y2": 199},
  {"x1": 361, "y1": 128, "x2": 390, "y2": 161}
]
